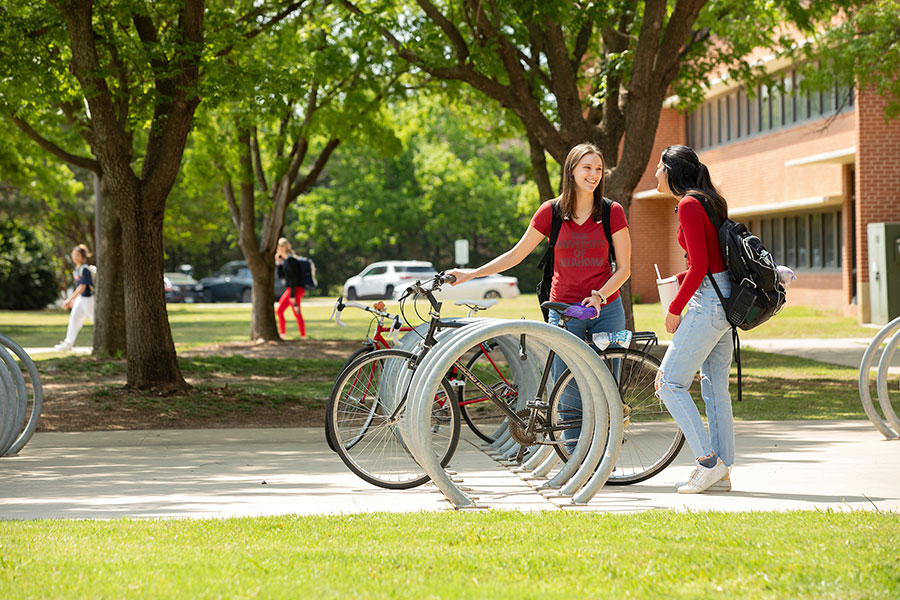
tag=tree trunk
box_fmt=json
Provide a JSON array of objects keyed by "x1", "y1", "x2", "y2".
[
  {"x1": 92, "y1": 174, "x2": 127, "y2": 356},
  {"x1": 247, "y1": 253, "x2": 280, "y2": 340},
  {"x1": 117, "y1": 178, "x2": 188, "y2": 391}
]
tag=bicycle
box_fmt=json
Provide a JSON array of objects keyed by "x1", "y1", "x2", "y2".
[
  {"x1": 329, "y1": 296, "x2": 517, "y2": 444},
  {"x1": 540, "y1": 301, "x2": 685, "y2": 485},
  {"x1": 327, "y1": 274, "x2": 595, "y2": 489}
]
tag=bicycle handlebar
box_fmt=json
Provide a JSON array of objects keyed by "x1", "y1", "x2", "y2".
[{"x1": 330, "y1": 296, "x2": 399, "y2": 329}]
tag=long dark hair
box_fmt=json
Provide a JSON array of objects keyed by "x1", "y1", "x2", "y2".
[
  {"x1": 559, "y1": 143, "x2": 606, "y2": 222},
  {"x1": 660, "y1": 145, "x2": 727, "y2": 221}
]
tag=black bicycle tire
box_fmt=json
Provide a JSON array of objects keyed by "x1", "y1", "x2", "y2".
[
  {"x1": 327, "y1": 348, "x2": 460, "y2": 489},
  {"x1": 325, "y1": 343, "x2": 377, "y2": 452},
  {"x1": 548, "y1": 348, "x2": 685, "y2": 485},
  {"x1": 457, "y1": 341, "x2": 516, "y2": 443}
]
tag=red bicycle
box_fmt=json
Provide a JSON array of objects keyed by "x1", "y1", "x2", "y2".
[{"x1": 330, "y1": 296, "x2": 517, "y2": 443}]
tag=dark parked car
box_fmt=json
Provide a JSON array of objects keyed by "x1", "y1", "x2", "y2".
[
  {"x1": 164, "y1": 272, "x2": 204, "y2": 303},
  {"x1": 199, "y1": 261, "x2": 286, "y2": 303}
]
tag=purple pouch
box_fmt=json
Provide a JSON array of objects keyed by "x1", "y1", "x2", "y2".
[{"x1": 563, "y1": 304, "x2": 599, "y2": 320}]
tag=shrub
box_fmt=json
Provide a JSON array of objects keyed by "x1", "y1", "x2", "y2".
[{"x1": 0, "y1": 220, "x2": 59, "y2": 309}]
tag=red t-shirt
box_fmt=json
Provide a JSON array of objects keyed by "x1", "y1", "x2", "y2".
[
  {"x1": 531, "y1": 200, "x2": 628, "y2": 303},
  {"x1": 669, "y1": 195, "x2": 727, "y2": 315}
]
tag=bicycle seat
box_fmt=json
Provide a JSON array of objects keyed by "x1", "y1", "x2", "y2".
[
  {"x1": 454, "y1": 299, "x2": 498, "y2": 310},
  {"x1": 540, "y1": 301, "x2": 571, "y2": 314},
  {"x1": 540, "y1": 301, "x2": 598, "y2": 321}
]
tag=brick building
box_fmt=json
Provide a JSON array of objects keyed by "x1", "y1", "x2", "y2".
[{"x1": 628, "y1": 62, "x2": 900, "y2": 323}]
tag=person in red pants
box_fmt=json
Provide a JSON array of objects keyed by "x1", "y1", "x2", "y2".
[{"x1": 275, "y1": 238, "x2": 306, "y2": 339}]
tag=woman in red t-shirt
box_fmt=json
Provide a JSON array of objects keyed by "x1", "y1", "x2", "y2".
[
  {"x1": 653, "y1": 145, "x2": 734, "y2": 494},
  {"x1": 448, "y1": 142, "x2": 631, "y2": 318},
  {"x1": 449, "y1": 142, "x2": 632, "y2": 447}
]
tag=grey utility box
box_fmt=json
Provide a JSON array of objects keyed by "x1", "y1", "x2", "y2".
[{"x1": 868, "y1": 222, "x2": 900, "y2": 325}]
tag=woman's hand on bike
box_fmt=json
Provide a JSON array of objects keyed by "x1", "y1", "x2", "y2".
[
  {"x1": 446, "y1": 269, "x2": 474, "y2": 285},
  {"x1": 580, "y1": 295, "x2": 604, "y2": 317}
]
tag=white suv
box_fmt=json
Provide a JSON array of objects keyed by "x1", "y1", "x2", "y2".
[{"x1": 342, "y1": 261, "x2": 437, "y2": 300}]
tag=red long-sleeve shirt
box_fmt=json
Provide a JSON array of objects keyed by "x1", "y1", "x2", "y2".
[{"x1": 669, "y1": 195, "x2": 727, "y2": 316}]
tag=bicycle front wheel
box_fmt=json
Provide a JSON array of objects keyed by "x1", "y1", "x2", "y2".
[
  {"x1": 325, "y1": 343, "x2": 377, "y2": 453},
  {"x1": 548, "y1": 348, "x2": 684, "y2": 485},
  {"x1": 327, "y1": 349, "x2": 460, "y2": 489},
  {"x1": 457, "y1": 341, "x2": 517, "y2": 443}
]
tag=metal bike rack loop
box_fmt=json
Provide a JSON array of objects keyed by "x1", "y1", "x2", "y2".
[
  {"x1": 0, "y1": 334, "x2": 43, "y2": 456},
  {"x1": 402, "y1": 319, "x2": 623, "y2": 509},
  {"x1": 858, "y1": 316, "x2": 900, "y2": 440}
]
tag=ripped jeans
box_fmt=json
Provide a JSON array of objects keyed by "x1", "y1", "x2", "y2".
[{"x1": 654, "y1": 272, "x2": 734, "y2": 467}]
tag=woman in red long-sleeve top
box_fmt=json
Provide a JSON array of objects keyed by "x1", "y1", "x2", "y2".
[{"x1": 653, "y1": 145, "x2": 734, "y2": 495}]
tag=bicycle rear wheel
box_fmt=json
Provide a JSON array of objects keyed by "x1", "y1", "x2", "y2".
[
  {"x1": 456, "y1": 341, "x2": 517, "y2": 443},
  {"x1": 548, "y1": 348, "x2": 685, "y2": 485},
  {"x1": 327, "y1": 349, "x2": 460, "y2": 489}
]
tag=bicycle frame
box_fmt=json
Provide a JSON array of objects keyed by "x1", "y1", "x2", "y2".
[{"x1": 332, "y1": 293, "x2": 512, "y2": 415}]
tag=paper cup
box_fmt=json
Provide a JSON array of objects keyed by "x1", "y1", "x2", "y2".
[{"x1": 656, "y1": 275, "x2": 678, "y2": 315}]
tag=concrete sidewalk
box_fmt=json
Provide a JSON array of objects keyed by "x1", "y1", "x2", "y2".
[{"x1": 2, "y1": 421, "x2": 898, "y2": 520}]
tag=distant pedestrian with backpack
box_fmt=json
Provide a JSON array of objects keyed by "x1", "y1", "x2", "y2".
[
  {"x1": 54, "y1": 243, "x2": 95, "y2": 352},
  {"x1": 275, "y1": 237, "x2": 316, "y2": 339},
  {"x1": 652, "y1": 145, "x2": 738, "y2": 494},
  {"x1": 448, "y1": 142, "x2": 632, "y2": 447}
]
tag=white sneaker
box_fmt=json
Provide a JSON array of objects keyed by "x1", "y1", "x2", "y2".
[
  {"x1": 677, "y1": 459, "x2": 729, "y2": 494},
  {"x1": 676, "y1": 471, "x2": 731, "y2": 492},
  {"x1": 53, "y1": 341, "x2": 73, "y2": 351}
]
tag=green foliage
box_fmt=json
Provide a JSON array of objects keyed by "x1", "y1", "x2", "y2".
[
  {"x1": 803, "y1": 0, "x2": 900, "y2": 119},
  {"x1": 0, "y1": 219, "x2": 59, "y2": 309},
  {"x1": 671, "y1": 1, "x2": 859, "y2": 109},
  {"x1": 289, "y1": 95, "x2": 538, "y2": 293}
]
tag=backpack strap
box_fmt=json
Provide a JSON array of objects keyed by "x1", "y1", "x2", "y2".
[
  {"x1": 537, "y1": 201, "x2": 562, "y2": 322},
  {"x1": 601, "y1": 197, "x2": 616, "y2": 266},
  {"x1": 694, "y1": 194, "x2": 745, "y2": 403},
  {"x1": 537, "y1": 200, "x2": 562, "y2": 270},
  {"x1": 549, "y1": 200, "x2": 563, "y2": 250}
]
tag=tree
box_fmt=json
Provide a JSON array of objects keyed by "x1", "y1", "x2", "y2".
[
  {"x1": 0, "y1": 0, "x2": 305, "y2": 389},
  {"x1": 187, "y1": 3, "x2": 403, "y2": 340},
  {"x1": 0, "y1": 118, "x2": 95, "y2": 296},
  {"x1": 802, "y1": 0, "x2": 900, "y2": 119},
  {"x1": 338, "y1": 0, "x2": 854, "y2": 326},
  {"x1": 291, "y1": 95, "x2": 534, "y2": 291},
  {"x1": 0, "y1": 220, "x2": 59, "y2": 310}
]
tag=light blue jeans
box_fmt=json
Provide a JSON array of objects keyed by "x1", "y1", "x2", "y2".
[
  {"x1": 548, "y1": 296, "x2": 627, "y2": 446},
  {"x1": 655, "y1": 271, "x2": 734, "y2": 467}
]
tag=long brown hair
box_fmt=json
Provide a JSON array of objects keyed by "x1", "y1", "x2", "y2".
[{"x1": 558, "y1": 143, "x2": 606, "y2": 221}]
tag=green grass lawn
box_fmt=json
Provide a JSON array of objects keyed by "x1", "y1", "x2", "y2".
[
  {"x1": 34, "y1": 346, "x2": 890, "y2": 423},
  {"x1": 0, "y1": 295, "x2": 878, "y2": 349},
  {"x1": 2, "y1": 511, "x2": 898, "y2": 598}
]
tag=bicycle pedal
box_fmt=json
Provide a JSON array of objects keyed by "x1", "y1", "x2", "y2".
[{"x1": 525, "y1": 400, "x2": 549, "y2": 410}]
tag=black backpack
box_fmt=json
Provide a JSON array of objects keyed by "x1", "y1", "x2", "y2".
[
  {"x1": 536, "y1": 197, "x2": 616, "y2": 322},
  {"x1": 296, "y1": 256, "x2": 317, "y2": 290},
  {"x1": 695, "y1": 195, "x2": 787, "y2": 401},
  {"x1": 695, "y1": 197, "x2": 786, "y2": 330}
]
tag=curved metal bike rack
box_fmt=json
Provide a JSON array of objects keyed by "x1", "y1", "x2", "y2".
[
  {"x1": 0, "y1": 334, "x2": 43, "y2": 456},
  {"x1": 858, "y1": 316, "x2": 900, "y2": 440},
  {"x1": 402, "y1": 319, "x2": 622, "y2": 508},
  {"x1": 397, "y1": 322, "x2": 537, "y2": 446}
]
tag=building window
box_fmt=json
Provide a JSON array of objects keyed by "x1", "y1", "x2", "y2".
[
  {"x1": 684, "y1": 67, "x2": 855, "y2": 151},
  {"x1": 757, "y1": 209, "x2": 842, "y2": 271},
  {"x1": 811, "y1": 213, "x2": 823, "y2": 268}
]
